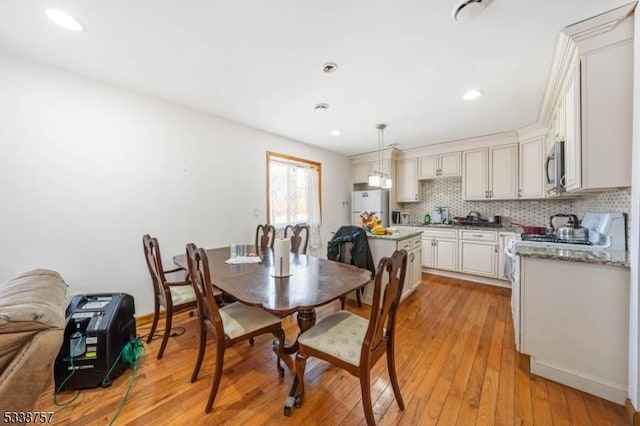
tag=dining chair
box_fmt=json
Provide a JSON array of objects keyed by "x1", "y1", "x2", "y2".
[
  {"x1": 143, "y1": 234, "x2": 198, "y2": 360},
  {"x1": 284, "y1": 224, "x2": 310, "y2": 254},
  {"x1": 255, "y1": 224, "x2": 276, "y2": 252},
  {"x1": 289, "y1": 249, "x2": 407, "y2": 425},
  {"x1": 185, "y1": 243, "x2": 285, "y2": 413}
]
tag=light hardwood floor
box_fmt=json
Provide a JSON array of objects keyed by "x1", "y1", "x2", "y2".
[{"x1": 35, "y1": 274, "x2": 629, "y2": 425}]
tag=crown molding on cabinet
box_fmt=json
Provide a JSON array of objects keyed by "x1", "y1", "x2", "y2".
[{"x1": 538, "y1": 2, "x2": 635, "y2": 129}]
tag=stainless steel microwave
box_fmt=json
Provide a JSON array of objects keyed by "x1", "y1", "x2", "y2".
[{"x1": 545, "y1": 140, "x2": 565, "y2": 194}]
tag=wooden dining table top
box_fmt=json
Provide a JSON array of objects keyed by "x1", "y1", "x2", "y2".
[{"x1": 172, "y1": 246, "x2": 372, "y2": 317}]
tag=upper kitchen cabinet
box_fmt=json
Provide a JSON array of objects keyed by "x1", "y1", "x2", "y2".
[
  {"x1": 518, "y1": 135, "x2": 545, "y2": 199},
  {"x1": 418, "y1": 152, "x2": 461, "y2": 179},
  {"x1": 396, "y1": 158, "x2": 420, "y2": 202},
  {"x1": 546, "y1": 6, "x2": 634, "y2": 193},
  {"x1": 462, "y1": 144, "x2": 518, "y2": 200},
  {"x1": 351, "y1": 159, "x2": 392, "y2": 184}
]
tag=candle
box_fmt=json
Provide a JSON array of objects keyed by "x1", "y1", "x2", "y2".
[{"x1": 273, "y1": 238, "x2": 291, "y2": 277}]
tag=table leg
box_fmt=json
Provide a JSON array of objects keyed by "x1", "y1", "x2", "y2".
[{"x1": 273, "y1": 308, "x2": 317, "y2": 355}]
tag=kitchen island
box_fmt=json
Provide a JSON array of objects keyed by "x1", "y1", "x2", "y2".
[{"x1": 364, "y1": 230, "x2": 423, "y2": 304}]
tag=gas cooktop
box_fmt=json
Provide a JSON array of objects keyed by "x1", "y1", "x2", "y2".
[{"x1": 520, "y1": 234, "x2": 592, "y2": 245}]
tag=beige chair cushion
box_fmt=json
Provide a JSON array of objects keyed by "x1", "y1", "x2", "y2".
[
  {"x1": 298, "y1": 310, "x2": 368, "y2": 366},
  {"x1": 220, "y1": 302, "x2": 281, "y2": 339},
  {"x1": 169, "y1": 285, "x2": 196, "y2": 305}
]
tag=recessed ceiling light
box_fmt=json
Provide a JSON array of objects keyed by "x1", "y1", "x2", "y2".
[
  {"x1": 452, "y1": 0, "x2": 486, "y2": 22},
  {"x1": 314, "y1": 103, "x2": 329, "y2": 111},
  {"x1": 322, "y1": 62, "x2": 338, "y2": 73},
  {"x1": 463, "y1": 89, "x2": 483, "y2": 100},
  {"x1": 330, "y1": 130, "x2": 341, "y2": 136},
  {"x1": 46, "y1": 9, "x2": 84, "y2": 32}
]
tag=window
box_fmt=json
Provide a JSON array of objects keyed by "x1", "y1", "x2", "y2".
[{"x1": 267, "y1": 151, "x2": 322, "y2": 251}]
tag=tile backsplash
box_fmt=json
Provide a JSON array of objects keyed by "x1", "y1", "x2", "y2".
[{"x1": 399, "y1": 177, "x2": 631, "y2": 229}]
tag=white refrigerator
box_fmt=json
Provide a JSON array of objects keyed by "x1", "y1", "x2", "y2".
[{"x1": 351, "y1": 190, "x2": 389, "y2": 227}]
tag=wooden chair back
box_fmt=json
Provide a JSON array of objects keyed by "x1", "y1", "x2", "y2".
[
  {"x1": 363, "y1": 249, "x2": 407, "y2": 365},
  {"x1": 143, "y1": 234, "x2": 168, "y2": 305},
  {"x1": 255, "y1": 224, "x2": 276, "y2": 251},
  {"x1": 284, "y1": 224, "x2": 310, "y2": 254},
  {"x1": 186, "y1": 244, "x2": 224, "y2": 337}
]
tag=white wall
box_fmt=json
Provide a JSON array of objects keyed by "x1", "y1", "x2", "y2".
[
  {"x1": 629, "y1": 9, "x2": 640, "y2": 409},
  {"x1": 0, "y1": 51, "x2": 352, "y2": 316}
]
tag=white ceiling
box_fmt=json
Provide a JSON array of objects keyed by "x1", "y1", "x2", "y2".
[{"x1": 0, "y1": 0, "x2": 632, "y2": 156}]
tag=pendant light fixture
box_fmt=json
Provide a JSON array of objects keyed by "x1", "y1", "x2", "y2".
[{"x1": 368, "y1": 123, "x2": 392, "y2": 189}]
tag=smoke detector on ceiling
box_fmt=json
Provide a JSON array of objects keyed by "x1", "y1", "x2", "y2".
[{"x1": 452, "y1": 0, "x2": 487, "y2": 22}]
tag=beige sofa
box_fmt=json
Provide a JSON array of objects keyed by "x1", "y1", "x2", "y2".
[{"x1": 0, "y1": 270, "x2": 67, "y2": 413}]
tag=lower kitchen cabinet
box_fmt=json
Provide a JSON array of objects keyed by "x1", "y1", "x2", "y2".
[
  {"x1": 520, "y1": 256, "x2": 629, "y2": 403},
  {"x1": 367, "y1": 234, "x2": 422, "y2": 303},
  {"x1": 421, "y1": 228, "x2": 458, "y2": 271},
  {"x1": 458, "y1": 230, "x2": 498, "y2": 277}
]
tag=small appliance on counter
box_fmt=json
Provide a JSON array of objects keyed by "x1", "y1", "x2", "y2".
[
  {"x1": 433, "y1": 207, "x2": 449, "y2": 224},
  {"x1": 400, "y1": 212, "x2": 410, "y2": 224},
  {"x1": 391, "y1": 211, "x2": 401, "y2": 225}
]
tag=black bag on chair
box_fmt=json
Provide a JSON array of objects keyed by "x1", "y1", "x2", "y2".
[{"x1": 327, "y1": 225, "x2": 376, "y2": 278}]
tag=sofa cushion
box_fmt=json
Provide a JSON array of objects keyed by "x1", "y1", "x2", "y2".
[{"x1": 0, "y1": 269, "x2": 67, "y2": 328}]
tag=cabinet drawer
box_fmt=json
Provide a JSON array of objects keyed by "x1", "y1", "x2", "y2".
[
  {"x1": 421, "y1": 228, "x2": 457, "y2": 239},
  {"x1": 399, "y1": 236, "x2": 421, "y2": 251},
  {"x1": 459, "y1": 230, "x2": 497, "y2": 242}
]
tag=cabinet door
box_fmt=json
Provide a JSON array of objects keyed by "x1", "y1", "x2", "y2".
[
  {"x1": 462, "y1": 149, "x2": 489, "y2": 200},
  {"x1": 418, "y1": 155, "x2": 439, "y2": 180},
  {"x1": 409, "y1": 248, "x2": 423, "y2": 289},
  {"x1": 421, "y1": 238, "x2": 434, "y2": 267},
  {"x1": 434, "y1": 239, "x2": 457, "y2": 271},
  {"x1": 564, "y1": 60, "x2": 581, "y2": 192},
  {"x1": 459, "y1": 241, "x2": 498, "y2": 277},
  {"x1": 489, "y1": 144, "x2": 518, "y2": 199},
  {"x1": 396, "y1": 159, "x2": 419, "y2": 202},
  {"x1": 351, "y1": 162, "x2": 371, "y2": 184},
  {"x1": 439, "y1": 152, "x2": 462, "y2": 177},
  {"x1": 518, "y1": 138, "x2": 544, "y2": 199}
]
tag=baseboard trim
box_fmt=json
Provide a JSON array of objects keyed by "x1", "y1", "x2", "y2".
[
  {"x1": 135, "y1": 303, "x2": 197, "y2": 328},
  {"x1": 624, "y1": 398, "x2": 640, "y2": 425},
  {"x1": 530, "y1": 356, "x2": 627, "y2": 404},
  {"x1": 423, "y1": 268, "x2": 511, "y2": 288}
]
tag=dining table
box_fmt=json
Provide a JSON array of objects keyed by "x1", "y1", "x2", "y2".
[{"x1": 172, "y1": 245, "x2": 372, "y2": 354}]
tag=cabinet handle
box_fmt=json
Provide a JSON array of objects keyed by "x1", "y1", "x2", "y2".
[
  {"x1": 518, "y1": 189, "x2": 522, "y2": 198},
  {"x1": 472, "y1": 234, "x2": 483, "y2": 238},
  {"x1": 485, "y1": 190, "x2": 489, "y2": 198},
  {"x1": 489, "y1": 190, "x2": 493, "y2": 198},
  {"x1": 410, "y1": 253, "x2": 415, "y2": 261}
]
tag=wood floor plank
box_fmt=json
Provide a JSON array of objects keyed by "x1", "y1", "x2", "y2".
[{"x1": 32, "y1": 274, "x2": 628, "y2": 425}]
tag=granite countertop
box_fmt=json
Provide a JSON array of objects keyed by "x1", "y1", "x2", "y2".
[
  {"x1": 366, "y1": 230, "x2": 423, "y2": 241},
  {"x1": 515, "y1": 245, "x2": 630, "y2": 268},
  {"x1": 397, "y1": 223, "x2": 522, "y2": 233}
]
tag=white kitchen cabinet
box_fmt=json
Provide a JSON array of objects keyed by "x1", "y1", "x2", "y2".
[
  {"x1": 421, "y1": 228, "x2": 458, "y2": 271},
  {"x1": 351, "y1": 159, "x2": 392, "y2": 184},
  {"x1": 520, "y1": 256, "x2": 629, "y2": 403},
  {"x1": 562, "y1": 17, "x2": 633, "y2": 192},
  {"x1": 366, "y1": 234, "x2": 422, "y2": 303},
  {"x1": 462, "y1": 149, "x2": 488, "y2": 200},
  {"x1": 518, "y1": 137, "x2": 545, "y2": 199},
  {"x1": 462, "y1": 144, "x2": 518, "y2": 200},
  {"x1": 458, "y1": 230, "x2": 498, "y2": 277},
  {"x1": 418, "y1": 152, "x2": 461, "y2": 179},
  {"x1": 396, "y1": 158, "x2": 420, "y2": 202}
]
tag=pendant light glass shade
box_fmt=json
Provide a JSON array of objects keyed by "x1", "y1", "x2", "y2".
[
  {"x1": 368, "y1": 123, "x2": 392, "y2": 188},
  {"x1": 368, "y1": 175, "x2": 384, "y2": 187}
]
